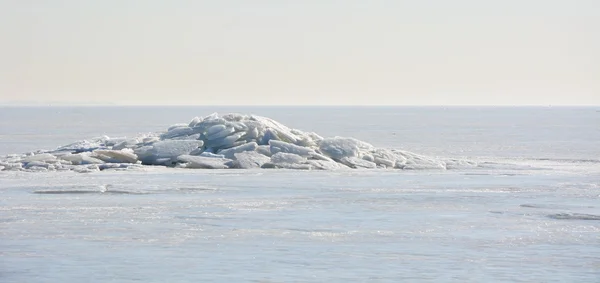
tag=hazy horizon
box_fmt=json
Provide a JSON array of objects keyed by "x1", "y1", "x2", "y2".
[
  {"x1": 2, "y1": 101, "x2": 598, "y2": 107},
  {"x1": 1, "y1": 1, "x2": 598, "y2": 106}
]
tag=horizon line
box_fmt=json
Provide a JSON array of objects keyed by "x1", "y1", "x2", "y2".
[{"x1": 1, "y1": 103, "x2": 598, "y2": 108}]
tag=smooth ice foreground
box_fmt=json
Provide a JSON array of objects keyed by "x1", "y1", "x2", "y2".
[{"x1": 0, "y1": 112, "x2": 484, "y2": 173}]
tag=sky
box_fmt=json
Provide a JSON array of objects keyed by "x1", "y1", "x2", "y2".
[{"x1": 0, "y1": 0, "x2": 598, "y2": 106}]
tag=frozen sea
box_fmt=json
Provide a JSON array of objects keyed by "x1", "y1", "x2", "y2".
[{"x1": 1, "y1": 106, "x2": 599, "y2": 282}]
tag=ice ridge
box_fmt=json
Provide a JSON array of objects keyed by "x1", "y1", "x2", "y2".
[{"x1": 0, "y1": 113, "x2": 479, "y2": 173}]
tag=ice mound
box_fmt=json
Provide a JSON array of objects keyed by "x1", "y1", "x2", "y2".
[{"x1": 0, "y1": 112, "x2": 479, "y2": 173}]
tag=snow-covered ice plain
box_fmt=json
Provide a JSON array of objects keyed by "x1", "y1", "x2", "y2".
[{"x1": 1, "y1": 106, "x2": 599, "y2": 282}]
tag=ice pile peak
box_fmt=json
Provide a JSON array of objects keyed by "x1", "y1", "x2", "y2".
[{"x1": 0, "y1": 113, "x2": 476, "y2": 173}]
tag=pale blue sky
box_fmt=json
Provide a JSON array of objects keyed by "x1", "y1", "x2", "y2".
[{"x1": 0, "y1": 0, "x2": 598, "y2": 105}]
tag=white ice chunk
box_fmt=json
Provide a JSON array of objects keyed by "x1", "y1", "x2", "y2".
[
  {"x1": 230, "y1": 122, "x2": 248, "y2": 132},
  {"x1": 373, "y1": 157, "x2": 395, "y2": 167},
  {"x1": 249, "y1": 115, "x2": 299, "y2": 144},
  {"x1": 22, "y1": 153, "x2": 57, "y2": 163},
  {"x1": 54, "y1": 138, "x2": 108, "y2": 153},
  {"x1": 256, "y1": 145, "x2": 272, "y2": 157},
  {"x1": 205, "y1": 124, "x2": 227, "y2": 136},
  {"x1": 294, "y1": 135, "x2": 317, "y2": 147},
  {"x1": 24, "y1": 161, "x2": 50, "y2": 169},
  {"x1": 73, "y1": 164, "x2": 101, "y2": 173},
  {"x1": 105, "y1": 137, "x2": 127, "y2": 147},
  {"x1": 188, "y1": 116, "x2": 202, "y2": 127},
  {"x1": 262, "y1": 162, "x2": 312, "y2": 170},
  {"x1": 402, "y1": 161, "x2": 446, "y2": 170},
  {"x1": 161, "y1": 126, "x2": 194, "y2": 139},
  {"x1": 170, "y1": 133, "x2": 201, "y2": 141},
  {"x1": 340, "y1": 157, "x2": 377, "y2": 169},
  {"x1": 112, "y1": 138, "x2": 141, "y2": 150},
  {"x1": 308, "y1": 152, "x2": 334, "y2": 162},
  {"x1": 26, "y1": 165, "x2": 48, "y2": 172},
  {"x1": 135, "y1": 140, "x2": 203, "y2": 165},
  {"x1": 371, "y1": 149, "x2": 399, "y2": 167},
  {"x1": 218, "y1": 142, "x2": 258, "y2": 159},
  {"x1": 307, "y1": 132, "x2": 324, "y2": 142},
  {"x1": 263, "y1": 152, "x2": 312, "y2": 169},
  {"x1": 177, "y1": 155, "x2": 232, "y2": 169},
  {"x1": 242, "y1": 121, "x2": 266, "y2": 136},
  {"x1": 199, "y1": 152, "x2": 226, "y2": 158},
  {"x1": 245, "y1": 127, "x2": 260, "y2": 140},
  {"x1": 204, "y1": 112, "x2": 219, "y2": 121},
  {"x1": 444, "y1": 159, "x2": 478, "y2": 169},
  {"x1": 270, "y1": 152, "x2": 307, "y2": 164},
  {"x1": 221, "y1": 113, "x2": 247, "y2": 121},
  {"x1": 92, "y1": 149, "x2": 138, "y2": 164},
  {"x1": 142, "y1": 137, "x2": 160, "y2": 144},
  {"x1": 231, "y1": 151, "x2": 271, "y2": 169},
  {"x1": 274, "y1": 130, "x2": 298, "y2": 144},
  {"x1": 59, "y1": 153, "x2": 105, "y2": 165},
  {"x1": 204, "y1": 132, "x2": 245, "y2": 150},
  {"x1": 269, "y1": 140, "x2": 315, "y2": 157},
  {"x1": 260, "y1": 129, "x2": 279, "y2": 145},
  {"x1": 393, "y1": 150, "x2": 446, "y2": 170},
  {"x1": 319, "y1": 137, "x2": 374, "y2": 160},
  {"x1": 167, "y1": 123, "x2": 189, "y2": 131},
  {"x1": 98, "y1": 163, "x2": 144, "y2": 171},
  {"x1": 0, "y1": 163, "x2": 22, "y2": 171},
  {"x1": 361, "y1": 154, "x2": 375, "y2": 162},
  {"x1": 306, "y1": 160, "x2": 348, "y2": 170},
  {"x1": 206, "y1": 126, "x2": 236, "y2": 141}
]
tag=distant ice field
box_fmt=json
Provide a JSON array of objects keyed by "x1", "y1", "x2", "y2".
[
  {"x1": 1, "y1": 106, "x2": 599, "y2": 282},
  {"x1": 1, "y1": 106, "x2": 599, "y2": 160}
]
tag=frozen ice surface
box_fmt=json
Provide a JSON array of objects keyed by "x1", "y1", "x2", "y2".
[
  {"x1": 2, "y1": 167, "x2": 599, "y2": 282},
  {"x1": 1, "y1": 107, "x2": 600, "y2": 282},
  {"x1": 0, "y1": 112, "x2": 504, "y2": 173}
]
